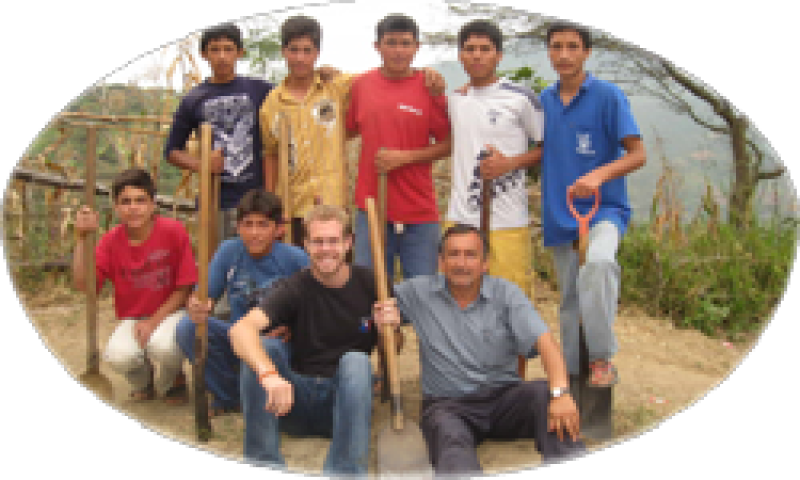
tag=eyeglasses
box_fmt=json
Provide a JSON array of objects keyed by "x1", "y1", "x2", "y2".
[{"x1": 307, "y1": 237, "x2": 344, "y2": 247}]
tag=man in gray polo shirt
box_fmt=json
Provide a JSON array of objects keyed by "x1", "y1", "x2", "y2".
[{"x1": 375, "y1": 223, "x2": 585, "y2": 474}]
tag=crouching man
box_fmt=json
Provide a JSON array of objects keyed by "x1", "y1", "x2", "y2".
[
  {"x1": 374, "y1": 224, "x2": 586, "y2": 475},
  {"x1": 229, "y1": 205, "x2": 382, "y2": 475},
  {"x1": 72, "y1": 168, "x2": 197, "y2": 402}
]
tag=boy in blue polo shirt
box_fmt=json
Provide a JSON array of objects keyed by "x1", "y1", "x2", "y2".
[{"x1": 539, "y1": 22, "x2": 646, "y2": 386}]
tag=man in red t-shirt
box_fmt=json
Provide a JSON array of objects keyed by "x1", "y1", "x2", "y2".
[
  {"x1": 346, "y1": 14, "x2": 451, "y2": 281},
  {"x1": 72, "y1": 168, "x2": 198, "y2": 402}
]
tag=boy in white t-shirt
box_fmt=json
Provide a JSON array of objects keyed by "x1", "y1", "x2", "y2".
[{"x1": 445, "y1": 19, "x2": 543, "y2": 296}]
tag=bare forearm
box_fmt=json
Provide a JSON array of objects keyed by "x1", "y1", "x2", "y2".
[
  {"x1": 594, "y1": 138, "x2": 646, "y2": 183},
  {"x1": 264, "y1": 152, "x2": 278, "y2": 192},
  {"x1": 409, "y1": 135, "x2": 452, "y2": 165},
  {"x1": 168, "y1": 150, "x2": 201, "y2": 173},
  {"x1": 71, "y1": 241, "x2": 89, "y2": 293},
  {"x1": 509, "y1": 146, "x2": 541, "y2": 170},
  {"x1": 147, "y1": 286, "x2": 191, "y2": 328},
  {"x1": 229, "y1": 309, "x2": 278, "y2": 374},
  {"x1": 536, "y1": 332, "x2": 570, "y2": 389}
]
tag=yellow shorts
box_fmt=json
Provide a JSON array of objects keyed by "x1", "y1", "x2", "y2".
[{"x1": 442, "y1": 222, "x2": 533, "y2": 298}]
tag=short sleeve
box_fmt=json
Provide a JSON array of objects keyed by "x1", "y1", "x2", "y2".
[
  {"x1": 345, "y1": 77, "x2": 360, "y2": 133},
  {"x1": 257, "y1": 275, "x2": 301, "y2": 329},
  {"x1": 206, "y1": 239, "x2": 237, "y2": 300},
  {"x1": 522, "y1": 98, "x2": 544, "y2": 144},
  {"x1": 173, "y1": 223, "x2": 198, "y2": 287},
  {"x1": 610, "y1": 87, "x2": 641, "y2": 144},
  {"x1": 428, "y1": 93, "x2": 451, "y2": 142},
  {"x1": 259, "y1": 98, "x2": 279, "y2": 158},
  {"x1": 94, "y1": 232, "x2": 112, "y2": 293},
  {"x1": 163, "y1": 96, "x2": 198, "y2": 158},
  {"x1": 501, "y1": 280, "x2": 548, "y2": 356}
]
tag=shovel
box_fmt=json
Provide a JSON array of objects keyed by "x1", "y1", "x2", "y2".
[
  {"x1": 366, "y1": 198, "x2": 433, "y2": 478},
  {"x1": 376, "y1": 169, "x2": 391, "y2": 403},
  {"x1": 78, "y1": 126, "x2": 113, "y2": 400},
  {"x1": 193, "y1": 122, "x2": 214, "y2": 442},
  {"x1": 567, "y1": 187, "x2": 614, "y2": 442},
  {"x1": 478, "y1": 149, "x2": 527, "y2": 380}
]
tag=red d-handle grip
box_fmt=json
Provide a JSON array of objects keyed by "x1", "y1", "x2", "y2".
[{"x1": 567, "y1": 188, "x2": 601, "y2": 239}]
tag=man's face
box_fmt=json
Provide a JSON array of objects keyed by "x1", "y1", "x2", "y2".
[
  {"x1": 375, "y1": 32, "x2": 419, "y2": 75},
  {"x1": 283, "y1": 36, "x2": 319, "y2": 79},
  {"x1": 236, "y1": 213, "x2": 282, "y2": 258},
  {"x1": 202, "y1": 37, "x2": 243, "y2": 79},
  {"x1": 458, "y1": 34, "x2": 503, "y2": 83},
  {"x1": 113, "y1": 186, "x2": 156, "y2": 231},
  {"x1": 304, "y1": 219, "x2": 351, "y2": 278},
  {"x1": 438, "y1": 232, "x2": 488, "y2": 290},
  {"x1": 547, "y1": 30, "x2": 590, "y2": 79}
]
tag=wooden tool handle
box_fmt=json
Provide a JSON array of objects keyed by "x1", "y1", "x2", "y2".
[
  {"x1": 366, "y1": 198, "x2": 403, "y2": 430},
  {"x1": 84, "y1": 127, "x2": 99, "y2": 372},
  {"x1": 279, "y1": 114, "x2": 292, "y2": 242},
  {"x1": 194, "y1": 122, "x2": 212, "y2": 441}
]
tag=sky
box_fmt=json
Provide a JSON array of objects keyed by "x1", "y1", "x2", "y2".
[{"x1": 102, "y1": 0, "x2": 456, "y2": 86}]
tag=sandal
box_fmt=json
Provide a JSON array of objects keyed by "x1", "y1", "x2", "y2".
[
  {"x1": 130, "y1": 382, "x2": 155, "y2": 401},
  {"x1": 587, "y1": 360, "x2": 619, "y2": 387},
  {"x1": 164, "y1": 372, "x2": 188, "y2": 405}
]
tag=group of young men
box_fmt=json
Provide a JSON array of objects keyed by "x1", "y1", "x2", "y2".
[{"x1": 71, "y1": 12, "x2": 645, "y2": 476}]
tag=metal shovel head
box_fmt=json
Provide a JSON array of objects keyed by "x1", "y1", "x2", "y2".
[
  {"x1": 376, "y1": 418, "x2": 434, "y2": 478},
  {"x1": 78, "y1": 371, "x2": 113, "y2": 400}
]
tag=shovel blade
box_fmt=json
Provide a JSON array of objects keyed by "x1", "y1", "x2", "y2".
[
  {"x1": 78, "y1": 371, "x2": 113, "y2": 400},
  {"x1": 376, "y1": 418, "x2": 434, "y2": 478}
]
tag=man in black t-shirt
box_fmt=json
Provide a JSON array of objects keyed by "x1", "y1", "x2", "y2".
[{"x1": 229, "y1": 205, "x2": 382, "y2": 475}]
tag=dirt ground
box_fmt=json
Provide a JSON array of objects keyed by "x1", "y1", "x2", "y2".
[{"x1": 20, "y1": 276, "x2": 755, "y2": 477}]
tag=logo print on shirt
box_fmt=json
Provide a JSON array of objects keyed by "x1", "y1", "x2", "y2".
[
  {"x1": 398, "y1": 104, "x2": 423, "y2": 116},
  {"x1": 202, "y1": 94, "x2": 256, "y2": 177},
  {"x1": 576, "y1": 133, "x2": 595, "y2": 155},
  {"x1": 313, "y1": 98, "x2": 337, "y2": 126}
]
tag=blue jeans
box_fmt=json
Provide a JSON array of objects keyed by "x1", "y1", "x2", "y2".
[
  {"x1": 241, "y1": 338, "x2": 373, "y2": 475},
  {"x1": 175, "y1": 315, "x2": 240, "y2": 409},
  {"x1": 353, "y1": 209, "x2": 439, "y2": 280}
]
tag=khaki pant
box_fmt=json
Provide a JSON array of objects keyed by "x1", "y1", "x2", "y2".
[{"x1": 103, "y1": 310, "x2": 184, "y2": 395}]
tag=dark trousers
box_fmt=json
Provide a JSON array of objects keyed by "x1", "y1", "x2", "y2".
[{"x1": 420, "y1": 380, "x2": 585, "y2": 475}]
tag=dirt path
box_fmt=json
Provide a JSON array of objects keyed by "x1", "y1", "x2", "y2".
[{"x1": 20, "y1": 277, "x2": 753, "y2": 476}]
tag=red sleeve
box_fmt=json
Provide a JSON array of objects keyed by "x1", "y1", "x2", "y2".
[
  {"x1": 345, "y1": 77, "x2": 359, "y2": 133},
  {"x1": 429, "y1": 93, "x2": 451, "y2": 142},
  {"x1": 94, "y1": 231, "x2": 112, "y2": 293},
  {"x1": 173, "y1": 222, "x2": 198, "y2": 287}
]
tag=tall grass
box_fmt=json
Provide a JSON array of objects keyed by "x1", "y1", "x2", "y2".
[{"x1": 617, "y1": 161, "x2": 796, "y2": 338}]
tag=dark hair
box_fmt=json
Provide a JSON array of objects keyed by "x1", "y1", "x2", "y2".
[
  {"x1": 458, "y1": 20, "x2": 503, "y2": 52},
  {"x1": 546, "y1": 21, "x2": 592, "y2": 50},
  {"x1": 376, "y1": 14, "x2": 419, "y2": 42},
  {"x1": 236, "y1": 189, "x2": 283, "y2": 223},
  {"x1": 200, "y1": 23, "x2": 244, "y2": 52},
  {"x1": 111, "y1": 168, "x2": 156, "y2": 201},
  {"x1": 281, "y1": 15, "x2": 321, "y2": 49},
  {"x1": 438, "y1": 224, "x2": 489, "y2": 259}
]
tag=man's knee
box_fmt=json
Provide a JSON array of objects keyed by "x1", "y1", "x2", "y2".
[
  {"x1": 337, "y1": 351, "x2": 372, "y2": 390},
  {"x1": 103, "y1": 346, "x2": 141, "y2": 373},
  {"x1": 175, "y1": 316, "x2": 195, "y2": 354}
]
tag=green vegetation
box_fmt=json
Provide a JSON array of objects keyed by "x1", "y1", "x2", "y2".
[{"x1": 618, "y1": 215, "x2": 796, "y2": 338}]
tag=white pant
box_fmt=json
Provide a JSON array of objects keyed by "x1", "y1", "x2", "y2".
[{"x1": 103, "y1": 311, "x2": 184, "y2": 394}]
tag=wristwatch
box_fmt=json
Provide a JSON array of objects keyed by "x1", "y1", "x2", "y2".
[{"x1": 550, "y1": 387, "x2": 571, "y2": 399}]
